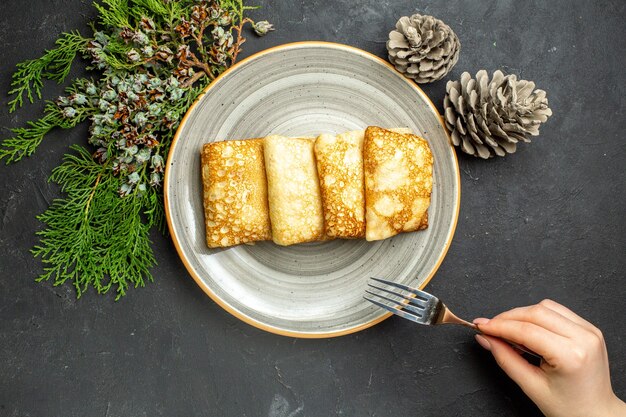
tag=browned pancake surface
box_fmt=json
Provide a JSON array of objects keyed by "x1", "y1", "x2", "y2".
[
  {"x1": 363, "y1": 126, "x2": 433, "y2": 241},
  {"x1": 314, "y1": 130, "x2": 366, "y2": 238},
  {"x1": 264, "y1": 135, "x2": 325, "y2": 246},
  {"x1": 201, "y1": 139, "x2": 271, "y2": 248}
]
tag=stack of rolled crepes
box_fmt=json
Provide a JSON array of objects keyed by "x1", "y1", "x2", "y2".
[{"x1": 200, "y1": 126, "x2": 433, "y2": 248}]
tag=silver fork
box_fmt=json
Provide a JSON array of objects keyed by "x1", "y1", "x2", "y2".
[{"x1": 365, "y1": 277, "x2": 541, "y2": 359}]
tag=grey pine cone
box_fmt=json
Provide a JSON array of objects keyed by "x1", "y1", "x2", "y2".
[
  {"x1": 444, "y1": 70, "x2": 553, "y2": 159},
  {"x1": 387, "y1": 13, "x2": 460, "y2": 84}
]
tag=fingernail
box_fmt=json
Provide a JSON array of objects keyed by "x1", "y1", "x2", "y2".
[
  {"x1": 475, "y1": 334, "x2": 491, "y2": 351},
  {"x1": 473, "y1": 317, "x2": 490, "y2": 325}
]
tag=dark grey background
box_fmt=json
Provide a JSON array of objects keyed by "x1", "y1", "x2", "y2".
[{"x1": 1, "y1": 1, "x2": 624, "y2": 416}]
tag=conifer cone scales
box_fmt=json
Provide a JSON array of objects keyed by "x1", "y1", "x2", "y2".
[
  {"x1": 444, "y1": 70, "x2": 553, "y2": 159},
  {"x1": 387, "y1": 13, "x2": 460, "y2": 84}
]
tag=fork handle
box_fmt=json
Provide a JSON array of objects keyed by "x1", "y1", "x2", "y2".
[
  {"x1": 440, "y1": 306, "x2": 543, "y2": 360},
  {"x1": 439, "y1": 306, "x2": 479, "y2": 329}
]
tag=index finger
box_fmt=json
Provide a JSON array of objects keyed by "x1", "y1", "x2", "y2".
[
  {"x1": 536, "y1": 299, "x2": 602, "y2": 337},
  {"x1": 491, "y1": 304, "x2": 581, "y2": 338},
  {"x1": 476, "y1": 317, "x2": 567, "y2": 365}
]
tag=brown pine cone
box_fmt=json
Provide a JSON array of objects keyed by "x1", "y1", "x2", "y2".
[
  {"x1": 444, "y1": 70, "x2": 553, "y2": 158},
  {"x1": 387, "y1": 13, "x2": 460, "y2": 84}
]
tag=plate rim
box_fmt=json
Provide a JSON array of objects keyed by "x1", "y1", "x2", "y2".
[{"x1": 164, "y1": 41, "x2": 461, "y2": 338}]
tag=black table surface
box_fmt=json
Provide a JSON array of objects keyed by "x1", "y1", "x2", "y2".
[{"x1": 1, "y1": 1, "x2": 625, "y2": 416}]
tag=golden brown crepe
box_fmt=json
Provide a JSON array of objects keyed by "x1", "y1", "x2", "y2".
[
  {"x1": 363, "y1": 126, "x2": 433, "y2": 241},
  {"x1": 263, "y1": 135, "x2": 325, "y2": 246},
  {"x1": 201, "y1": 139, "x2": 271, "y2": 248},
  {"x1": 314, "y1": 130, "x2": 366, "y2": 238},
  {"x1": 314, "y1": 128, "x2": 413, "y2": 238}
]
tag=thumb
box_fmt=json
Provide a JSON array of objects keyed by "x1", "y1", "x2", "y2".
[{"x1": 477, "y1": 334, "x2": 547, "y2": 399}]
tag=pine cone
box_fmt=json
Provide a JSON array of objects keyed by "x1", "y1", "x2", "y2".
[
  {"x1": 387, "y1": 14, "x2": 460, "y2": 84},
  {"x1": 444, "y1": 70, "x2": 553, "y2": 159}
]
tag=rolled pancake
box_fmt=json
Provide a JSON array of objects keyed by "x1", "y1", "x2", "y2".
[
  {"x1": 314, "y1": 130, "x2": 365, "y2": 238},
  {"x1": 363, "y1": 126, "x2": 433, "y2": 241},
  {"x1": 314, "y1": 128, "x2": 412, "y2": 239},
  {"x1": 264, "y1": 135, "x2": 325, "y2": 246},
  {"x1": 201, "y1": 139, "x2": 271, "y2": 248}
]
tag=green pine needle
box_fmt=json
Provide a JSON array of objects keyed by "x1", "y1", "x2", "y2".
[
  {"x1": 0, "y1": 102, "x2": 89, "y2": 164},
  {"x1": 3, "y1": 0, "x2": 266, "y2": 299},
  {"x1": 0, "y1": 112, "x2": 59, "y2": 163},
  {"x1": 131, "y1": 0, "x2": 169, "y2": 18},
  {"x1": 93, "y1": 0, "x2": 132, "y2": 29},
  {"x1": 7, "y1": 31, "x2": 87, "y2": 112},
  {"x1": 32, "y1": 145, "x2": 157, "y2": 300}
]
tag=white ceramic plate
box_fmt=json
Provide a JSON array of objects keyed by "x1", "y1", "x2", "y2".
[{"x1": 165, "y1": 42, "x2": 460, "y2": 337}]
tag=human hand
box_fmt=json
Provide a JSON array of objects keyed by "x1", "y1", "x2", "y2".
[{"x1": 473, "y1": 299, "x2": 626, "y2": 417}]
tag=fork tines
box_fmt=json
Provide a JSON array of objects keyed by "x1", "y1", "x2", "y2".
[
  {"x1": 370, "y1": 277, "x2": 430, "y2": 302},
  {"x1": 364, "y1": 277, "x2": 436, "y2": 324}
]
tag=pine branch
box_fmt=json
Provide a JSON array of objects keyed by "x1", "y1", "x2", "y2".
[
  {"x1": 7, "y1": 31, "x2": 87, "y2": 112},
  {"x1": 93, "y1": 0, "x2": 132, "y2": 29},
  {"x1": 0, "y1": 112, "x2": 57, "y2": 163},
  {"x1": 32, "y1": 145, "x2": 156, "y2": 300},
  {"x1": 130, "y1": 0, "x2": 169, "y2": 19},
  {"x1": 0, "y1": 102, "x2": 91, "y2": 164},
  {"x1": 3, "y1": 0, "x2": 270, "y2": 299}
]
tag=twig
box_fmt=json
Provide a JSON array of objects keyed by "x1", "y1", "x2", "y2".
[
  {"x1": 85, "y1": 171, "x2": 103, "y2": 219},
  {"x1": 230, "y1": 17, "x2": 252, "y2": 64},
  {"x1": 182, "y1": 70, "x2": 206, "y2": 88}
]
